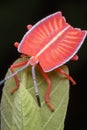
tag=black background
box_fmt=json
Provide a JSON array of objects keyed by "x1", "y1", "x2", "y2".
[{"x1": 0, "y1": 0, "x2": 87, "y2": 130}]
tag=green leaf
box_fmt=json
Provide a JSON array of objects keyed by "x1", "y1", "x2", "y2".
[
  {"x1": 12, "y1": 72, "x2": 41, "y2": 130},
  {"x1": 1, "y1": 57, "x2": 70, "y2": 130}
]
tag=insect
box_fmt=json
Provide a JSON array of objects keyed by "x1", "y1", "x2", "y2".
[{"x1": 0, "y1": 11, "x2": 87, "y2": 111}]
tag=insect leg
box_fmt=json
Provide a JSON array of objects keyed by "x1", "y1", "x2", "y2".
[
  {"x1": 13, "y1": 42, "x2": 28, "y2": 58},
  {"x1": 27, "y1": 24, "x2": 32, "y2": 30},
  {"x1": 13, "y1": 24, "x2": 32, "y2": 50},
  {"x1": 56, "y1": 67, "x2": 76, "y2": 85},
  {"x1": 71, "y1": 54, "x2": 79, "y2": 61},
  {"x1": 10, "y1": 60, "x2": 28, "y2": 94},
  {"x1": 32, "y1": 65, "x2": 41, "y2": 107},
  {"x1": 38, "y1": 65, "x2": 54, "y2": 112},
  {"x1": 14, "y1": 42, "x2": 19, "y2": 48}
]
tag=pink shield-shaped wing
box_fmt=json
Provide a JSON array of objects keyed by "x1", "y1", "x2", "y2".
[{"x1": 18, "y1": 12, "x2": 87, "y2": 72}]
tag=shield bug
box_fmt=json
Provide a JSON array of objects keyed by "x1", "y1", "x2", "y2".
[{"x1": 0, "y1": 11, "x2": 87, "y2": 111}]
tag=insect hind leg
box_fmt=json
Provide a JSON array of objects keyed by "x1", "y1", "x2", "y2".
[{"x1": 56, "y1": 67, "x2": 76, "y2": 85}]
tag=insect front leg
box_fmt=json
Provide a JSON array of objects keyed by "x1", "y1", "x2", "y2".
[
  {"x1": 27, "y1": 24, "x2": 32, "y2": 30},
  {"x1": 56, "y1": 67, "x2": 76, "y2": 85},
  {"x1": 13, "y1": 42, "x2": 28, "y2": 58},
  {"x1": 10, "y1": 60, "x2": 28, "y2": 94},
  {"x1": 38, "y1": 65, "x2": 54, "y2": 112},
  {"x1": 71, "y1": 54, "x2": 79, "y2": 61}
]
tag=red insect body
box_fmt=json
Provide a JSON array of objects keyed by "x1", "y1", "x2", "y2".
[
  {"x1": 0, "y1": 11, "x2": 87, "y2": 111},
  {"x1": 18, "y1": 12, "x2": 87, "y2": 72}
]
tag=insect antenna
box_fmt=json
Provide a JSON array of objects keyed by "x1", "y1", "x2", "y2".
[
  {"x1": 0, "y1": 60, "x2": 30, "y2": 85},
  {"x1": 32, "y1": 65, "x2": 41, "y2": 107},
  {"x1": 0, "y1": 79, "x2": 5, "y2": 85}
]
